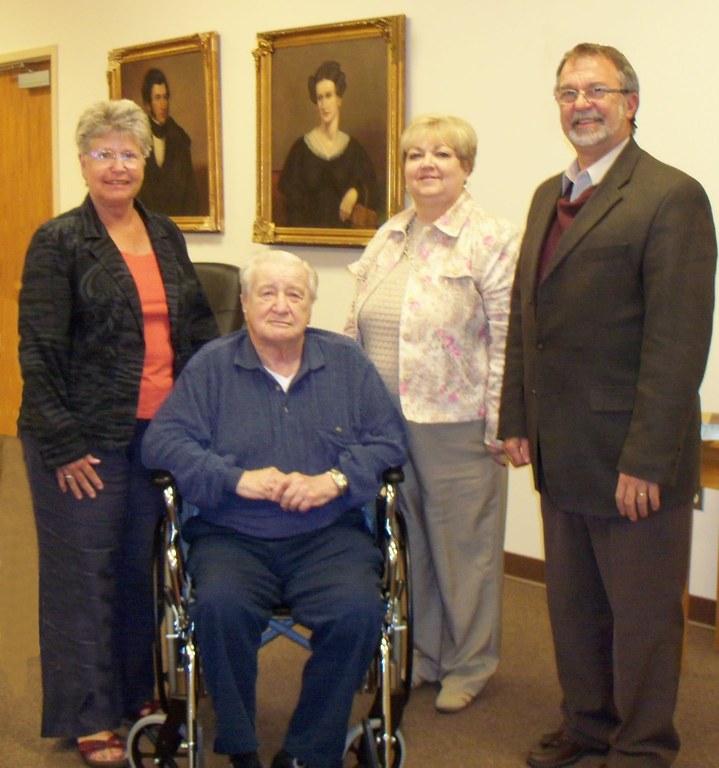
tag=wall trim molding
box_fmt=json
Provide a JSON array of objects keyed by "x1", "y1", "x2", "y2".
[{"x1": 504, "y1": 552, "x2": 716, "y2": 628}]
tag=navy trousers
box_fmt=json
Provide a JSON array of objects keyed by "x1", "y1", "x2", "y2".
[
  {"x1": 22, "y1": 420, "x2": 164, "y2": 737},
  {"x1": 185, "y1": 511, "x2": 384, "y2": 768}
]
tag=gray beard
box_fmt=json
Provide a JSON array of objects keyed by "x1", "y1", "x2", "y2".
[{"x1": 567, "y1": 122, "x2": 610, "y2": 147}]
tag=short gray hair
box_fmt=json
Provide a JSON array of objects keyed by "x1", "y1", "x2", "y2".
[
  {"x1": 75, "y1": 99, "x2": 152, "y2": 158},
  {"x1": 241, "y1": 251, "x2": 318, "y2": 302}
]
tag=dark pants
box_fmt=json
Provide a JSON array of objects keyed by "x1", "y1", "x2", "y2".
[
  {"x1": 541, "y1": 494, "x2": 692, "y2": 768},
  {"x1": 185, "y1": 512, "x2": 384, "y2": 768},
  {"x1": 22, "y1": 421, "x2": 164, "y2": 737}
]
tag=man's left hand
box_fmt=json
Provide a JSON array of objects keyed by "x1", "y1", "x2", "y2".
[{"x1": 615, "y1": 472, "x2": 661, "y2": 521}]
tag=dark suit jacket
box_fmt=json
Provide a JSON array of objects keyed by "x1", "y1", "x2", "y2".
[
  {"x1": 140, "y1": 117, "x2": 199, "y2": 216},
  {"x1": 18, "y1": 195, "x2": 219, "y2": 469},
  {"x1": 498, "y1": 139, "x2": 717, "y2": 515}
]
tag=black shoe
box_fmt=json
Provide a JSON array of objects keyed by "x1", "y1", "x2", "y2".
[
  {"x1": 526, "y1": 729, "x2": 606, "y2": 768},
  {"x1": 230, "y1": 750, "x2": 263, "y2": 768},
  {"x1": 271, "y1": 748, "x2": 309, "y2": 768}
]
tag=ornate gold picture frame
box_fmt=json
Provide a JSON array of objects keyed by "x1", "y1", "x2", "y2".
[
  {"x1": 108, "y1": 32, "x2": 223, "y2": 232},
  {"x1": 253, "y1": 15, "x2": 406, "y2": 247}
]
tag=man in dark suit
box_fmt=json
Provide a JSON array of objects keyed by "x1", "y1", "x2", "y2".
[{"x1": 499, "y1": 43, "x2": 716, "y2": 768}]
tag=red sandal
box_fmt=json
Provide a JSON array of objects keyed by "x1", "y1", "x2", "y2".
[{"x1": 77, "y1": 732, "x2": 127, "y2": 768}]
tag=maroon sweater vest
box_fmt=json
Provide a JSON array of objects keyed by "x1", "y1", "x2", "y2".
[{"x1": 537, "y1": 185, "x2": 596, "y2": 284}]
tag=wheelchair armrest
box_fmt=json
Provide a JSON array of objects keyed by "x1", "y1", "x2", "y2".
[
  {"x1": 154, "y1": 467, "x2": 402, "y2": 487},
  {"x1": 382, "y1": 466, "x2": 404, "y2": 485},
  {"x1": 151, "y1": 469, "x2": 175, "y2": 488}
]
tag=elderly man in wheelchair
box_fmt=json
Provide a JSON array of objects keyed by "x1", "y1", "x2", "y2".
[{"x1": 142, "y1": 251, "x2": 407, "y2": 768}]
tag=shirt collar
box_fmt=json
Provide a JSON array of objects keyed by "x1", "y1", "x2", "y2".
[
  {"x1": 388, "y1": 190, "x2": 473, "y2": 238},
  {"x1": 561, "y1": 137, "x2": 630, "y2": 198},
  {"x1": 233, "y1": 328, "x2": 326, "y2": 378}
]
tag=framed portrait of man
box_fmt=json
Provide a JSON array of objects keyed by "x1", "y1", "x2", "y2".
[
  {"x1": 253, "y1": 15, "x2": 406, "y2": 247},
  {"x1": 108, "y1": 32, "x2": 223, "y2": 232}
]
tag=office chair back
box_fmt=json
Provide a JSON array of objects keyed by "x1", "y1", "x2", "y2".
[{"x1": 193, "y1": 262, "x2": 244, "y2": 335}]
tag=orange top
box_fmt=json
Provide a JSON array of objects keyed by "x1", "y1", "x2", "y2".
[{"x1": 122, "y1": 251, "x2": 174, "y2": 419}]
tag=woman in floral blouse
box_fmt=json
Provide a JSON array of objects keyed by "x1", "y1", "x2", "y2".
[{"x1": 345, "y1": 114, "x2": 521, "y2": 714}]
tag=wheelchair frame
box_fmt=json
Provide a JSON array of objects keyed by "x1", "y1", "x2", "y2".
[
  {"x1": 127, "y1": 468, "x2": 412, "y2": 768},
  {"x1": 127, "y1": 471, "x2": 202, "y2": 768}
]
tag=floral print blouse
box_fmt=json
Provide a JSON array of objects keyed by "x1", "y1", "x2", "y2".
[{"x1": 345, "y1": 191, "x2": 521, "y2": 446}]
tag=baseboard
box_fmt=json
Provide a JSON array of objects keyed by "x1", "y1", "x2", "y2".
[
  {"x1": 689, "y1": 595, "x2": 717, "y2": 627},
  {"x1": 504, "y1": 552, "x2": 716, "y2": 628},
  {"x1": 504, "y1": 551, "x2": 545, "y2": 585}
]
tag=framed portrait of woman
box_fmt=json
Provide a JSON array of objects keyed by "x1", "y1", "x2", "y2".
[
  {"x1": 253, "y1": 15, "x2": 406, "y2": 247},
  {"x1": 107, "y1": 32, "x2": 223, "y2": 232}
]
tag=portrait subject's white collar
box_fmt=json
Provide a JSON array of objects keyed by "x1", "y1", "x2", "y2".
[{"x1": 305, "y1": 128, "x2": 350, "y2": 160}]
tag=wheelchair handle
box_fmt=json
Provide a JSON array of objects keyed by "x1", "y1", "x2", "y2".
[
  {"x1": 382, "y1": 466, "x2": 404, "y2": 485},
  {"x1": 151, "y1": 469, "x2": 174, "y2": 488}
]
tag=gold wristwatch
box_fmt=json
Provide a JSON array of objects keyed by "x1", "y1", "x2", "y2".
[{"x1": 328, "y1": 468, "x2": 349, "y2": 495}]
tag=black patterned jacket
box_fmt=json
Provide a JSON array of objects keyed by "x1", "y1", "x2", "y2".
[{"x1": 18, "y1": 195, "x2": 219, "y2": 469}]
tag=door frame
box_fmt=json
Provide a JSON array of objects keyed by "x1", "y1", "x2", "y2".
[{"x1": 0, "y1": 45, "x2": 59, "y2": 214}]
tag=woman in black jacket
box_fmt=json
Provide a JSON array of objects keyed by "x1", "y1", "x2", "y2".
[{"x1": 18, "y1": 99, "x2": 218, "y2": 767}]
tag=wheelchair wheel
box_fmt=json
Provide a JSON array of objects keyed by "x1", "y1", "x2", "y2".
[
  {"x1": 344, "y1": 717, "x2": 406, "y2": 768},
  {"x1": 127, "y1": 712, "x2": 204, "y2": 768},
  {"x1": 369, "y1": 508, "x2": 413, "y2": 728},
  {"x1": 152, "y1": 518, "x2": 173, "y2": 711}
]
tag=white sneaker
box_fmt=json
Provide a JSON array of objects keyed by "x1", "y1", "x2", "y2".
[{"x1": 435, "y1": 686, "x2": 475, "y2": 714}]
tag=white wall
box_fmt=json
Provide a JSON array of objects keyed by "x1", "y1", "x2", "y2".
[{"x1": 2, "y1": 0, "x2": 718, "y2": 599}]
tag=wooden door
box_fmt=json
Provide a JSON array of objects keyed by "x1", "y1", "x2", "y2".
[{"x1": 0, "y1": 60, "x2": 53, "y2": 436}]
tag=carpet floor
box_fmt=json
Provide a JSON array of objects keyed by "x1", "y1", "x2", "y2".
[{"x1": 1, "y1": 435, "x2": 717, "y2": 768}]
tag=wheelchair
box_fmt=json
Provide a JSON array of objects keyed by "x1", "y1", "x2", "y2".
[{"x1": 126, "y1": 467, "x2": 413, "y2": 768}]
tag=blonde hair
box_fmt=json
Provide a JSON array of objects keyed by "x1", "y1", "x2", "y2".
[{"x1": 400, "y1": 114, "x2": 477, "y2": 173}]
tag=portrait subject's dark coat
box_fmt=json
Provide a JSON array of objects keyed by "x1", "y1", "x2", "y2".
[
  {"x1": 140, "y1": 116, "x2": 199, "y2": 216},
  {"x1": 279, "y1": 135, "x2": 378, "y2": 227}
]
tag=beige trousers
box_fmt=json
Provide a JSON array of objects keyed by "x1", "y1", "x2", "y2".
[{"x1": 401, "y1": 419, "x2": 507, "y2": 696}]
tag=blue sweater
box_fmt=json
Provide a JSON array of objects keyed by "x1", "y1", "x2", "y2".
[{"x1": 142, "y1": 328, "x2": 407, "y2": 538}]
